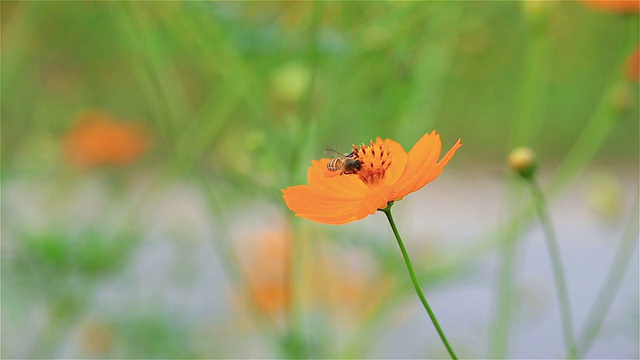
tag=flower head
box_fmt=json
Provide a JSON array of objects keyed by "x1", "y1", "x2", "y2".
[
  {"x1": 626, "y1": 45, "x2": 640, "y2": 82},
  {"x1": 508, "y1": 147, "x2": 537, "y2": 179},
  {"x1": 238, "y1": 228, "x2": 291, "y2": 317},
  {"x1": 580, "y1": 0, "x2": 640, "y2": 13},
  {"x1": 64, "y1": 110, "x2": 150, "y2": 167},
  {"x1": 282, "y1": 131, "x2": 461, "y2": 224}
]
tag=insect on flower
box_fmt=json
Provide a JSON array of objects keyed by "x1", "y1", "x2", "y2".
[
  {"x1": 282, "y1": 130, "x2": 462, "y2": 225},
  {"x1": 325, "y1": 148, "x2": 363, "y2": 176}
]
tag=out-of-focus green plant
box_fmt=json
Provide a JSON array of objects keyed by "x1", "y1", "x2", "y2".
[
  {"x1": 14, "y1": 230, "x2": 135, "y2": 281},
  {"x1": 1, "y1": 1, "x2": 638, "y2": 358},
  {"x1": 4, "y1": 229, "x2": 138, "y2": 357}
]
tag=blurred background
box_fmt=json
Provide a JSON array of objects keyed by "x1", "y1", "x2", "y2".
[{"x1": 1, "y1": 1, "x2": 638, "y2": 359}]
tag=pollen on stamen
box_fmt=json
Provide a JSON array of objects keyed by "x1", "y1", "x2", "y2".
[{"x1": 350, "y1": 138, "x2": 395, "y2": 185}]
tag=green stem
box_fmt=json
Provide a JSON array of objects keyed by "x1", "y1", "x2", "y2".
[
  {"x1": 577, "y1": 194, "x2": 639, "y2": 357},
  {"x1": 489, "y1": 186, "x2": 524, "y2": 358},
  {"x1": 196, "y1": 173, "x2": 286, "y2": 352},
  {"x1": 379, "y1": 202, "x2": 458, "y2": 360},
  {"x1": 529, "y1": 179, "x2": 578, "y2": 359},
  {"x1": 492, "y1": 9, "x2": 549, "y2": 355}
]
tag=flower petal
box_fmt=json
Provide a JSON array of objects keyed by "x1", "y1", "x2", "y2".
[
  {"x1": 296, "y1": 185, "x2": 390, "y2": 224},
  {"x1": 307, "y1": 159, "x2": 369, "y2": 200},
  {"x1": 296, "y1": 211, "x2": 362, "y2": 225},
  {"x1": 390, "y1": 131, "x2": 440, "y2": 199},
  {"x1": 360, "y1": 184, "x2": 393, "y2": 214},
  {"x1": 381, "y1": 138, "x2": 408, "y2": 188},
  {"x1": 282, "y1": 159, "x2": 388, "y2": 225},
  {"x1": 418, "y1": 138, "x2": 462, "y2": 188},
  {"x1": 283, "y1": 185, "x2": 361, "y2": 218},
  {"x1": 390, "y1": 131, "x2": 461, "y2": 199}
]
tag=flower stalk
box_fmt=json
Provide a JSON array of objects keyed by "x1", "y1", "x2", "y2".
[
  {"x1": 379, "y1": 202, "x2": 458, "y2": 360},
  {"x1": 577, "y1": 194, "x2": 639, "y2": 357},
  {"x1": 528, "y1": 178, "x2": 578, "y2": 359}
]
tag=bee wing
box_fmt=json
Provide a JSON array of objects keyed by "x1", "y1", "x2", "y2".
[{"x1": 324, "y1": 148, "x2": 345, "y2": 157}]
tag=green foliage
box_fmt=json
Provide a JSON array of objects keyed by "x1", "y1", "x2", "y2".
[
  {"x1": 18, "y1": 230, "x2": 135, "y2": 279},
  {"x1": 8, "y1": 230, "x2": 137, "y2": 306},
  {"x1": 1, "y1": 1, "x2": 638, "y2": 359},
  {"x1": 114, "y1": 314, "x2": 197, "y2": 359},
  {"x1": 2, "y1": 1, "x2": 638, "y2": 182}
]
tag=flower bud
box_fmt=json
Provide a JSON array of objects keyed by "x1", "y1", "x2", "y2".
[
  {"x1": 610, "y1": 82, "x2": 634, "y2": 113},
  {"x1": 522, "y1": 1, "x2": 552, "y2": 32},
  {"x1": 270, "y1": 62, "x2": 311, "y2": 103},
  {"x1": 508, "y1": 147, "x2": 537, "y2": 179}
]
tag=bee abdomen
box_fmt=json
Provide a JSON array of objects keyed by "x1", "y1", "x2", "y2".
[{"x1": 327, "y1": 158, "x2": 340, "y2": 172}]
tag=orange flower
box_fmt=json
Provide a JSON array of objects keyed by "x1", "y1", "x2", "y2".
[
  {"x1": 238, "y1": 229, "x2": 291, "y2": 318},
  {"x1": 578, "y1": 1, "x2": 639, "y2": 83},
  {"x1": 626, "y1": 45, "x2": 640, "y2": 82},
  {"x1": 580, "y1": 0, "x2": 640, "y2": 13},
  {"x1": 64, "y1": 110, "x2": 150, "y2": 167},
  {"x1": 282, "y1": 131, "x2": 462, "y2": 224}
]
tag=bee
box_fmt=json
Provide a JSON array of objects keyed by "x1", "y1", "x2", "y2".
[{"x1": 325, "y1": 148, "x2": 362, "y2": 176}]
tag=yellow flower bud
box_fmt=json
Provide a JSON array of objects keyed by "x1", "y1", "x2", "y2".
[
  {"x1": 270, "y1": 62, "x2": 311, "y2": 103},
  {"x1": 610, "y1": 82, "x2": 634, "y2": 113},
  {"x1": 508, "y1": 147, "x2": 537, "y2": 179}
]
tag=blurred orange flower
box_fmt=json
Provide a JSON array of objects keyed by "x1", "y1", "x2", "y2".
[
  {"x1": 236, "y1": 227, "x2": 394, "y2": 324},
  {"x1": 579, "y1": 1, "x2": 640, "y2": 83},
  {"x1": 239, "y1": 229, "x2": 290, "y2": 318},
  {"x1": 64, "y1": 110, "x2": 150, "y2": 167},
  {"x1": 626, "y1": 45, "x2": 640, "y2": 82},
  {"x1": 580, "y1": 0, "x2": 640, "y2": 13},
  {"x1": 282, "y1": 131, "x2": 462, "y2": 225}
]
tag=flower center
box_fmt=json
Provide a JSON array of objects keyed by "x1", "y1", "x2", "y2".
[{"x1": 352, "y1": 139, "x2": 393, "y2": 185}]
